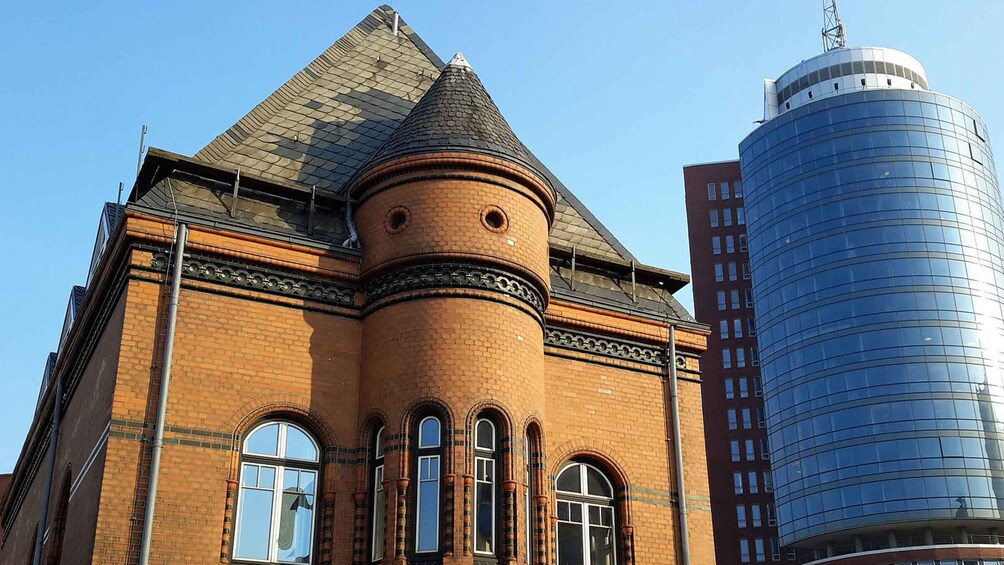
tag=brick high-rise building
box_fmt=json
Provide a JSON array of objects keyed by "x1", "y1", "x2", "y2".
[
  {"x1": 0, "y1": 7, "x2": 711, "y2": 565},
  {"x1": 685, "y1": 162, "x2": 786, "y2": 564}
]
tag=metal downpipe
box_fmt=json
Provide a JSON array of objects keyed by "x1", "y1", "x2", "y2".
[
  {"x1": 668, "y1": 325, "x2": 691, "y2": 565},
  {"x1": 138, "y1": 222, "x2": 187, "y2": 565},
  {"x1": 32, "y1": 377, "x2": 63, "y2": 565}
]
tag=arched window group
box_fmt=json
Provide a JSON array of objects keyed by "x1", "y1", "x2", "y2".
[
  {"x1": 234, "y1": 417, "x2": 622, "y2": 565},
  {"x1": 234, "y1": 421, "x2": 319, "y2": 564}
]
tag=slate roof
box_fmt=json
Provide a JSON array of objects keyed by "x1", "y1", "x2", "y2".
[
  {"x1": 359, "y1": 54, "x2": 542, "y2": 179},
  {"x1": 192, "y1": 5, "x2": 633, "y2": 262}
]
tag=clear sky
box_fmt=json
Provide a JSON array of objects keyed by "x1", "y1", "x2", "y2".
[{"x1": 1, "y1": 1, "x2": 1002, "y2": 471}]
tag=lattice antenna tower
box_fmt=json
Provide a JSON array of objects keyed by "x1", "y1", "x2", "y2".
[{"x1": 822, "y1": 0, "x2": 847, "y2": 52}]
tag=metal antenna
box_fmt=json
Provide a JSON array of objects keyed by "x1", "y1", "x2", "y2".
[{"x1": 822, "y1": 0, "x2": 847, "y2": 52}]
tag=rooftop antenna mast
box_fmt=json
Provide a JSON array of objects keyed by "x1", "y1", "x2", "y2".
[{"x1": 822, "y1": 0, "x2": 847, "y2": 52}]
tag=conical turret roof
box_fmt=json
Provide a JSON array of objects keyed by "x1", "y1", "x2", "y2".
[{"x1": 362, "y1": 52, "x2": 540, "y2": 176}]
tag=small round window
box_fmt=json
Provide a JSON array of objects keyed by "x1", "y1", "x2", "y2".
[
  {"x1": 384, "y1": 206, "x2": 410, "y2": 234},
  {"x1": 480, "y1": 205, "x2": 509, "y2": 233}
]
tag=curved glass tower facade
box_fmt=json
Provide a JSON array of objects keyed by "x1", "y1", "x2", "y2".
[{"x1": 740, "y1": 47, "x2": 1003, "y2": 556}]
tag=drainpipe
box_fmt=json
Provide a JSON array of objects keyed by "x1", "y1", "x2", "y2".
[
  {"x1": 667, "y1": 325, "x2": 691, "y2": 565},
  {"x1": 138, "y1": 223, "x2": 187, "y2": 565},
  {"x1": 32, "y1": 377, "x2": 64, "y2": 565}
]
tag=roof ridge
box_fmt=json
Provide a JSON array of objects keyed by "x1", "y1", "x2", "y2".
[{"x1": 195, "y1": 6, "x2": 442, "y2": 164}]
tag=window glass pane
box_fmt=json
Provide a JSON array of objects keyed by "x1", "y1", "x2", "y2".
[
  {"x1": 246, "y1": 423, "x2": 279, "y2": 456},
  {"x1": 558, "y1": 522, "x2": 584, "y2": 565},
  {"x1": 278, "y1": 483, "x2": 314, "y2": 563},
  {"x1": 708, "y1": 183, "x2": 717, "y2": 201},
  {"x1": 243, "y1": 464, "x2": 259, "y2": 487},
  {"x1": 375, "y1": 427, "x2": 385, "y2": 459},
  {"x1": 476, "y1": 419, "x2": 494, "y2": 451},
  {"x1": 710, "y1": 209, "x2": 719, "y2": 227},
  {"x1": 419, "y1": 417, "x2": 441, "y2": 449},
  {"x1": 475, "y1": 457, "x2": 495, "y2": 554},
  {"x1": 373, "y1": 465, "x2": 386, "y2": 561},
  {"x1": 417, "y1": 456, "x2": 440, "y2": 552},
  {"x1": 589, "y1": 525, "x2": 616, "y2": 565},
  {"x1": 285, "y1": 425, "x2": 318, "y2": 461},
  {"x1": 236, "y1": 487, "x2": 275, "y2": 560},
  {"x1": 586, "y1": 467, "x2": 612, "y2": 498},
  {"x1": 259, "y1": 466, "x2": 275, "y2": 489},
  {"x1": 557, "y1": 464, "x2": 582, "y2": 493}
]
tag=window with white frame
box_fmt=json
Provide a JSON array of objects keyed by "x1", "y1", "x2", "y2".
[
  {"x1": 371, "y1": 426, "x2": 386, "y2": 562},
  {"x1": 767, "y1": 503, "x2": 777, "y2": 526},
  {"x1": 748, "y1": 471, "x2": 758, "y2": 494},
  {"x1": 723, "y1": 208, "x2": 733, "y2": 227},
  {"x1": 742, "y1": 262, "x2": 751, "y2": 280},
  {"x1": 474, "y1": 418, "x2": 499, "y2": 556},
  {"x1": 763, "y1": 472, "x2": 774, "y2": 493},
  {"x1": 734, "y1": 318, "x2": 743, "y2": 339},
  {"x1": 415, "y1": 416, "x2": 442, "y2": 554},
  {"x1": 710, "y1": 209, "x2": 719, "y2": 227},
  {"x1": 760, "y1": 438, "x2": 770, "y2": 460},
  {"x1": 728, "y1": 262, "x2": 737, "y2": 282},
  {"x1": 756, "y1": 407, "x2": 766, "y2": 428},
  {"x1": 235, "y1": 421, "x2": 319, "y2": 564},
  {"x1": 733, "y1": 471, "x2": 744, "y2": 494},
  {"x1": 555, "y1": 462, "x2": 617, "y2": 565},
  {"x1": 739, "y1": 234, "x2": 748, "y2": 252},
  {"x1": 708, "y1": 183, "x2": 717, "y2": 201}
]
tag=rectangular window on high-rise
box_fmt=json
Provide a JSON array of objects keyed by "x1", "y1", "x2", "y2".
[
  {"x1": 734, "y1": 179, "x2": 743, "y2": 198},
  {"x1": 731, "y1": 441, "x2": 741, "y2": 462},
  {"x1": 740, "y1": 539, "x2": 751, "y2": 564},
  {"x1": 713, "y1": 236, "x2": 722, "y2": 255},
  {"x1": 763, "y1": 472, "x2": 773, "y2": 493},
  {"x1": 740, "y1": 234, "x2": 748, "y2": 252},
  {"x1": 739, "y1": 377, "x2": 749, "y2": 398},
  {"x1": 725, "y1": 378, "x2": 735, "y2": 399},
  {"x1": 721, "y1": 182, "x2": 730, "y2": 200},
  {"x1": 737, "y1": 505, "x2": 747, "y2": 528},
  {"x1": 723, "y1": 208, "x2": 733, "y2": 226},
  {"x1": 708, "y1": 183, "x2": 717, "y2": 201},
  {"x1": 731, "y1": 290, "x2": 741, "y2": 310},
  {"x1": 751, "y1": 346, "x2": 760, "y2": 366},
  {"x1": 734, "y1": 318, "x2": 743, "y2": 338},
  {"x1": 715, "y1": 263, "x2": 724, "y2": 283},
  {"x1": 710, "y1": 209, "x2": 719, "y2": 227},
  {"x1": 728, "y1": 262, "x2": 737, "y2": 282},
  {"x1": 753, "y1": 376, "x2": 763, "y2": 397},
  {"x1": 752, "y1": 505, "x2": 762, "y2": 527},
  {"x1": 767, "y1": 503, "x2": 777, "y2": 526},
  {"x1": 745, "y1": 440, "x2": 755, "y2": 461},
  {"x1": 737, "y1": 348, "x2": 746, "y2": 368},
  {"x1": 734, "y1": 471, "x2": 744, "y2": 494},
  {"x1": 760, "y1": 438, "x2": 770, "y2": 460},
  {"x1": 718, "y1": 291, "x2": 727, "y2": 311},
  {"x1": 742, "y1": 262, "x2": 751, "y2": 280},
  {"x1": 757, "y1": 407, "x2": 766, "y2": 428},
  {"x1": 770, "y1": 538, "x2": 780, "y2": 561},
  {"x1": 744, "y1": 288, "x2": 754, "y2": 308},
  {"x1": 737, "y1": 206, "x2": 746, "y2": 225},
  {"x1": 726, "y1": 235, "x2": 735, "y2": 253},
  {"x1": 755, "y1": 538, "x2": 766, "y2": 562},
  {"x1": 748, "y1": 317, "x2": 757, "y2": 336},
  {"x1": 742, "y1": 408, "x2": 752, "y2": 430},
  {"x1": 728, "y1": 409, "x2": 738, "y2": 431},
  {"x1": 748, "y1": 471, "x2": 758, "y2": 494},
  {"x1": 723, "y1": 349, "x2": 732, "y2": 369}
]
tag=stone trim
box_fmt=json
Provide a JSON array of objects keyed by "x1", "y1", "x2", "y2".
[
  {"x1": 365, "y1": 262, "x2": 546, "y2": 315},
  {"x1": 544, "y1": 327, "x2": 664, "y2": 366},
  {"x1": 150, "y1": 252, "x2": 356, "y2": 307}
]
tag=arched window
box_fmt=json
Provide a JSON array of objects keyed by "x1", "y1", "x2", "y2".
[
  {"x1": 415, "y1": 416, "x2": 442, "y2": 554},
  {"x1": 555, "y1": 462, "x2": 617, "y2": 565},
  {"x1": 234, "y1": 421, "x2": 319, "y2": 563},
  {"x1": 525, "y1": 425, "x2": 542, "y2": 564},
  {"x1": 474, "y1": 418, "x2": 498, "y2": 557},
  {"x1": 370, "y1": 426, "x2": 386, "y2": 562}
]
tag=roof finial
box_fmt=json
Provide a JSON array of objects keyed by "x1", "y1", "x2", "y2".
[{"x1": 448, "y1": 52, "x2": 472, "y2": 69}]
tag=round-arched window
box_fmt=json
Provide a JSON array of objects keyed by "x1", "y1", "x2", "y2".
[
  {"x1": 555, "y1": 461, "x2": 616, "y2": 565},
  {"x1": 234, "y1": 421, "x2": 320, "y2": 563}
]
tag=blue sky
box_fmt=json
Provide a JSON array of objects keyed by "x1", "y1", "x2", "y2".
[{"x1": 1, "y1": 1, "x2": 1001, "y2": 471}]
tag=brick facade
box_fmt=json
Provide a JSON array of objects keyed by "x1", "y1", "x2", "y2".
[{"x1": 0, "y1": 7, "x2": 710, "y2": 565}]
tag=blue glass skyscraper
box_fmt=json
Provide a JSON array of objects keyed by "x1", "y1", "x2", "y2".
[{"x1": 740, "y1": 45, "x2": 1003, "y2": 562}]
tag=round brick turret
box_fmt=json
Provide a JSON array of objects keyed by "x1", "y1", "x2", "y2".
[{"x1": 347, "y1": 54, "x2": 556, "y2": 562}]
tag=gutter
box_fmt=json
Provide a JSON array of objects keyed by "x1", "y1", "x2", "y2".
[
  {"x1": 666, "y1": 325, "x2": 691, "y2": 565},
  {"x1": 31, "y1": 377, "x2": 63, "y2": 565},
  {"x1": 138, "y1": 222, "x2": 187, "y2": 565}
]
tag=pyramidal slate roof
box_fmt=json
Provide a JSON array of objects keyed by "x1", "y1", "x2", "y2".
[
  {"x1": 361, "y1": 52, "x2": 540, "y2": 177},
  {"x1": 193, "y1": 5, "x2": 634, "y2": 261}
]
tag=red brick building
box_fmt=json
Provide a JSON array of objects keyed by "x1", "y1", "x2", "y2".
[
  {"x1": 1, "y1": 7, "x2": 711, "y2": 565},
  {"x1": 684, "y1": 162, "x2": 787, "y2": 564}
]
